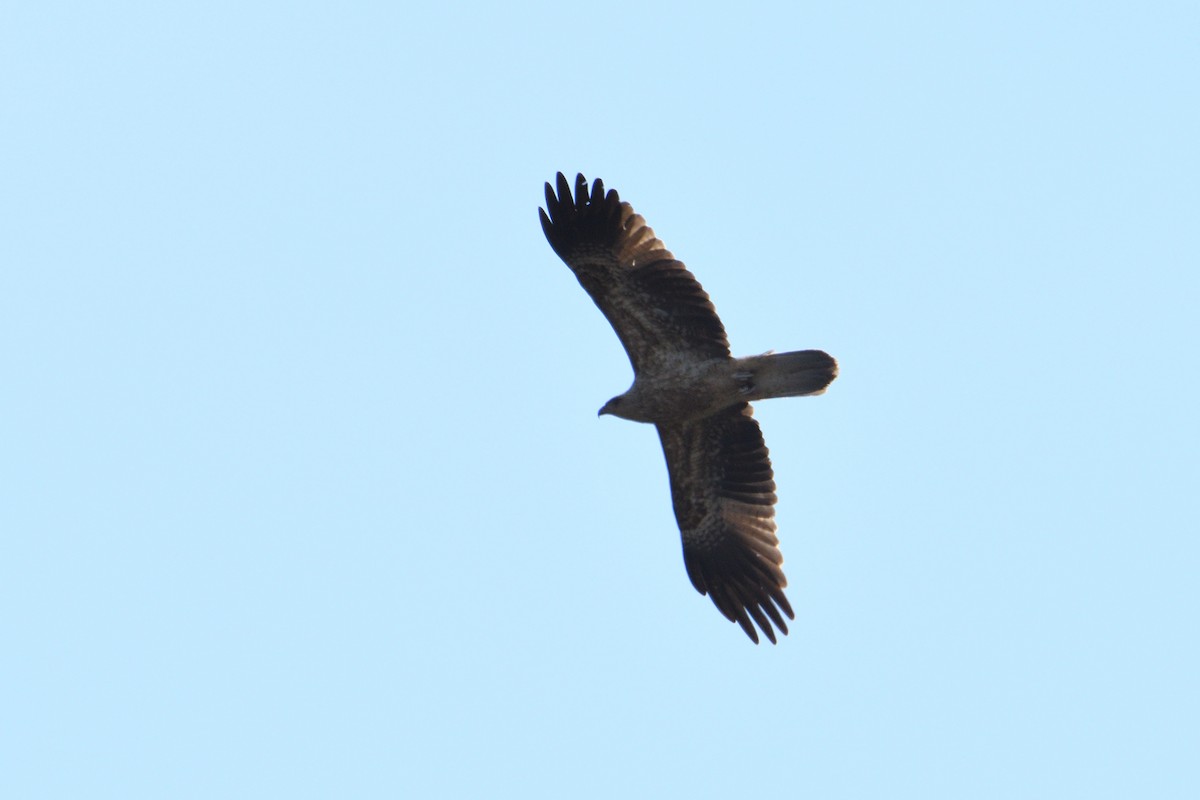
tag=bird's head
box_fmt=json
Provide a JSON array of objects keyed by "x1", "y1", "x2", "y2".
[{"x1": 598, "y1": 396, "x2": 623, "y2": 417}]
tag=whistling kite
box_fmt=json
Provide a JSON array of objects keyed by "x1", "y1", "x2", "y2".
[{"x1": 540, "y1": 173, "x2": 837, "y2": 643}]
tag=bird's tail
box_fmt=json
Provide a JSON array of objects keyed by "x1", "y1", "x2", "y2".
[{"x1": 736, "y1": 350, "x2": 838, "y2": 401}]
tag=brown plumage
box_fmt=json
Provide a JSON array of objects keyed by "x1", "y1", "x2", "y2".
[{"x1": 540, "y1": 173, "x2": 837, "y2": 643}]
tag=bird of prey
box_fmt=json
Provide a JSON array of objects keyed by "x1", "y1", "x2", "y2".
[{"x1": 540, "y1": 173, "x2": 837, "y2": 643}]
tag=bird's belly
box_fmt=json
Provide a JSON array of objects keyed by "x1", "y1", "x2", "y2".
[{"x1": 633, "y1": 365, "x2": 739, "y2": 423}]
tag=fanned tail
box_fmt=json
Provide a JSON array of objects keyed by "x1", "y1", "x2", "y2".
[{"x1": 737, "y1": 350, "x2": 838, "y2": 400}]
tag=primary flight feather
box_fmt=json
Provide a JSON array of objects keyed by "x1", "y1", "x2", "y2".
[{"x1": 540, "y1": 173, "x2": 837, "y2": 643}]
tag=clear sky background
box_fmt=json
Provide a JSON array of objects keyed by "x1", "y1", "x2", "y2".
[{"x1": 3, "y1": 2, "x2": 1197, "y2": 797}]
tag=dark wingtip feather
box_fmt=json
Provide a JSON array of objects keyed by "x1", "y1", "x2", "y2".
[
  {"x1": 739, "y1": 616, "x2": 761, "y2": 644},
  {"x1": 776, "y1": 592, "x2": 796, "y2": 621},
  {"x1": 573, "y1": 173, "x2": 588, "y2": 210},
  {"x1": 760, "y1": 593, "x2": 788, "y2": 633},
  {"x1": 539, "y1": 172, "x2": 637, "y2": 263},
  {"x1": 590, "y1": 176, "x2": 605, "y2": 206},
  {"x1": 745, "y1": 603, "x2": 777, "y2": 644},
  {"x1": 690, "y1": 552, "x2": 791, "y2": 644}
]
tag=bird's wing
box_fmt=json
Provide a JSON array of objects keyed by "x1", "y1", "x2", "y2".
[
  {"x1": 540, "y1": 173, "x2": 730, "y2": 374},
  {"x1": 657, "y1": 403, "x2": 793, "y2": 644}
]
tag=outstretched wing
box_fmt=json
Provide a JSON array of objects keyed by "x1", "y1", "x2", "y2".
[
  {"x1": 540, "y1": 172, "x2": 729, "y2": 374},
  {"x1": 657, "y1": 404, "x2": 793, "y2": 644}
]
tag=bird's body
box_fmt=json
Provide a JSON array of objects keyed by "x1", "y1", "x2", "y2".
[
  {"x1": 600, "y1": 356, "x2": 737, "y2": 423},
  {"x1": 603, "y1": 350, "x2": 838, "y2": 424},
  {"x1": 539, "y1": 173, "x2": 837, "y2": 643}
]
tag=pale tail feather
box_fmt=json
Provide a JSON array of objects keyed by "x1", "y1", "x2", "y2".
[{"x1": 737, "y1": 350, "x2": 838, "y2": 400}]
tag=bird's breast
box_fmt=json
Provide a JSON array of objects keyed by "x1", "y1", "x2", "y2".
[{"x1": 630, "y1": 361, "x2": 740, "y2": 423}]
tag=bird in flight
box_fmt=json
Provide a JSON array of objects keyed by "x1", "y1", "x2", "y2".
[{"x1": 540, "y1": 173, "x2": 837, "y2": 643}]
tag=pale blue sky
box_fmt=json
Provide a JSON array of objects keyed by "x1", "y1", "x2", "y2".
[{"x1": 2, "y1": 2, "x2": 1197, "y2": 797}]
